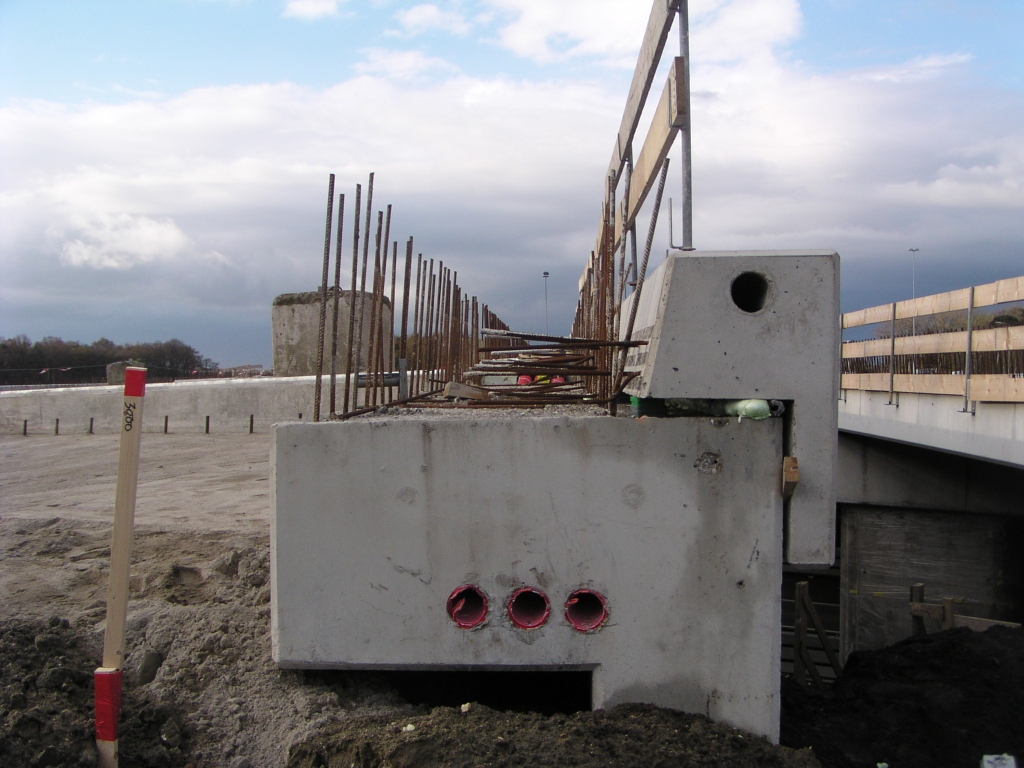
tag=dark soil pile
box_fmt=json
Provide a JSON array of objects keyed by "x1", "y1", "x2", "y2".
[
  {"x1": 287, "y1": 703, "x2": 820, "y2": 768},
  {"x1": 781, "y1": 626, "x2": 1024, "y2": 768},
  {"x1": 0, "y1": 616, "x2": 188, "y2": 768}
]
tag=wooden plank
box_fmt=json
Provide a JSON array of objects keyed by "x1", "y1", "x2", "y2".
[
  {"x1": 842, "y1": 274, "x2": 1024, "y2": 330},
  {"x1": 840, "y1": 373, "x2": 889, "y2": 392},
  {"x1": 607, "y1": 0, "x2": 680, "y2": 182},
  {"x1": 782, "y1": 456, "x2": 799, "y2": 500},
  {"x1": 443, "y1": 381, "x2": 489, "y2": 400},
  {"x1": 841, "y1": 373, "x2": 963, "y2": 396},
  {"x1": 840, "y1": 340, "x2": 872, "y2": 358},
  {"x1": 973, "y1": 275, "x2": 1024, "y2": 307},
  {"x1": 799, "y1": 587, "x2": 843, "y2": 677},
  {"x1": 841, "y1": 325, "x2": 1024, "y2": 358},
  {"x1": 979, "y1": 324, "x2": 1024, "y2": 352},
  {"x1": 942, "y1": 597, "x2": 955, "y2": 631},
  {"x1": 616, "y1": 59, "x2": 687, "y2": 249},
  {"x1": 842, "y1": 372, "x2": 1024, "y2": 402},
  {"x1": 841, "y1": 373, "x2": 950, "y2": 395},
  {"x1": 954, "y1": 614, "x2": 1022, "y2": 631},
  {"x1": 842, "y1": 304, "x2": 892, "y2": 329},
  {"x1": 969, "y1": 375, "x2": 1024, "y2": 403},
  {"x1": 909, "y1": 601, "x2": 943, "y2": 620},
  {"x1": 781, "y1": 630, "x2": 840, "y2": 650},
  {"x1": 895, "y1": 374, "x2": 967, "y2": 396},
  {"x1": 895, "y1": 288, "x2": 972, "y2": 320}
]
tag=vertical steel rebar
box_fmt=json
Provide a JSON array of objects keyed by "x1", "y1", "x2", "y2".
[
  {"x1": 367, "y1": 211, "x2": 384, "y2": 407},
  {"x1": 329, "y1": 193, "x2": 345, "y2": 416},
  {"x1": 432, "y1": 265, "x2": 442, "y2": 383},
  {"x1": 353, "y1": 173, "x2": 374, "y2": 398},
  {"x1": 378, "y1": 206, "x2": 393, "y2": 404},
  {"x1": 411, "y1": 256, "x2": 424, "y2": 396},
  {"x1": 400, "y1": 239, "x2": 413, "y2": 363},
  {"x1": 424, "y1": 262, "x2": 437, "y2": 389},
  {"x1": 343, "y1": 184, "x2": 362, "y2": 414},
  {"x1": 313, "y1": 173, "x2": 335, "y2": 422},
  {"x1": 387, "y1": 240, "x2": 398, "y2": 402},
  {"x1": 442, "y1": 270, "x2": 452, "y2": 382},
  {"x1": 354, "y1": 177, "x2": 374, "y2": 392}
]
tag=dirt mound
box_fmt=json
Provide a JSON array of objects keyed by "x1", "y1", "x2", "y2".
[
  {"x1": 288, "y1": 703, "x2": 820, "y2": 768},
  {"x1": 0, "y1": 615, "x2": 186, "y2": 768},
  {"x1": 0, "y1": 520, "x2": 414, "y2": 768},
  {"x1": 781, "y1": 626, "x2": 1024, "y2": 768}
]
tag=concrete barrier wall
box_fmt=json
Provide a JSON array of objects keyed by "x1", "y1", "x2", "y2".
[{"x1": 0, "y1": 377, "x2": 331, "y2": 435}]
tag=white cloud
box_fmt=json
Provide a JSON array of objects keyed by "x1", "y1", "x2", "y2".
[
  {"x1": 851, "y1": 53, "x2": 973, "y2": 83},
  {"x1": 2, "y1": 0, "x2": 1022, "y2": 364},
  {"x1": 692, "y1": 0, "x2": 801, "y2": 63},
  {"x1": 393, "y1": 4, "x2": 471, "y2": 36},
  {"x1": 482, "y1": 0, "x2": 797, "y2": 67},
  {"x1": 484, "y1": 0, "x2": 650, "y2": 66},
  {"x1": 59, "y1": 213, "x2": 195, "y2": 269},
  {"x1": 354, "y1": 48, "x2": 459, "y2": 79},
  {"x1": 282, "y1": 0, "x2": 342, "y2": 20}
]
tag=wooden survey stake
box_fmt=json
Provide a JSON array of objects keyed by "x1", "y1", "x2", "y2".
[{"x1": 95, "y1": 366, "x2": 146, "y2": 768}]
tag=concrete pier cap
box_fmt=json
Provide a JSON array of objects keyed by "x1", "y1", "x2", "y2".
[
  {"x1": 621, "y1": 250, "x2": 840, "y2": 565},
  {"x1": 271, "y1": 250, "x2": 839, "y2": 743}
]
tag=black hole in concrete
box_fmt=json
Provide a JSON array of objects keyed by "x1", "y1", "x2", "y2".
[
  {"x1": 382, "y1": 670, "x2": 592, "y2": 715},
  {"x1": 507, "y1": 587, "x2": 550, "y2": 629},
  {"x1": 565, "y1": 590, "x2": 608, "y2": 632},
  {"x1": 447, "y1": 585, "x2": 488, "y2": 628},
  {"x1": 730, "y1": 272, "x2": 770, "y2": 313}
]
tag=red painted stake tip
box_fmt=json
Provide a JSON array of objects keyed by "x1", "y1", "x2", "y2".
[
  {"x1": 123, "y1": 368, "x2": 147, "y2": 398},
  {"x1": 94, "y1": 669, "x2": 123, "y2": 742},
  {"x1": 447, "y1": 585, "x2": 488, "y2": 629}
]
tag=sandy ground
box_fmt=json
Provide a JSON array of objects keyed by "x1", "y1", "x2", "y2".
[
  {"x1": 0, "y1": 430, "x2": 823, "y2": 768},
  {"x1": 2, "y1": 428, "x2": 1019, "y2": 768},
  {"x1": 1, "y1": 433, "x2": 270, "y2": 533}
]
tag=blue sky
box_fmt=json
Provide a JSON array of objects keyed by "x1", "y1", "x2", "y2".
[
  {"x1": 3, "y1": 1, "x2": 1022, "y2": 101},
  {"x1": 2, "y1": 0, "x2": 1023, "y2": 366}
]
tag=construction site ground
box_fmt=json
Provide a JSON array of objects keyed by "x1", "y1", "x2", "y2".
[{"x1": 2, "y1": 429, "x2": 1021, "y2": 768}]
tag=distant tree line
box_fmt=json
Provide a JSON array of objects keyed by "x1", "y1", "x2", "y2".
[{"x1": 0, "y1": 336, "x2": 219, "y2": 386}]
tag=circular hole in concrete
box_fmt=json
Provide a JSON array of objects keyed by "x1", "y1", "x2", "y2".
[
  {"x1": 730, "y1": 271, "x2": 770, "y2": 313},
  {"x1": 507, "y1": 587, "x2": 551, "y2": 629},
  {"x1": 446, "y1": 585, "x2": 488, "y2": 629},
  {"x1": 565, "y1": 590, "x2": 608, "y2": 632}
]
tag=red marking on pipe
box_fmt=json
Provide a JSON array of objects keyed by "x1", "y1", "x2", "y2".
[
  {"x1": 507, "y1": 587, "x2": 550, "y2": 629},
  {"x1": 94, "y1": 668, "x2": 123, "y2": 741},
  {"x1": 517, "y1": 375, "x2": 533, "y2": 386},
  {"x1": 123, "y1": 368, "x2": 147, "y2": 398},
  {"x1": 565, "y1": 589, "x2": 608, "y2": 632},
  {"x1": 446, "y1": 585, "x2": 488, "y2": 628}
]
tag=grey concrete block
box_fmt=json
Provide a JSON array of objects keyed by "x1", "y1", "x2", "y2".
[{"x1": 271, "y1": 415, "x2": 784, "y2": 740}]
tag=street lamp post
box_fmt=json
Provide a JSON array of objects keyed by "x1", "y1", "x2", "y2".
[
  {"x1": 908, "y1": 248, "x2": 919, "y2": 337},
  {"x1": 909, "y1": 248, "x2": 920, "y2": 374},
  {"x1": 543, "y1": 272, "x2": 550, "y2": 335}
]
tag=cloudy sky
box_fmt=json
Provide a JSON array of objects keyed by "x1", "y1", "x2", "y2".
[{"x1": 1, "y1": 0, "x2": 1022, "y2": 367}]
